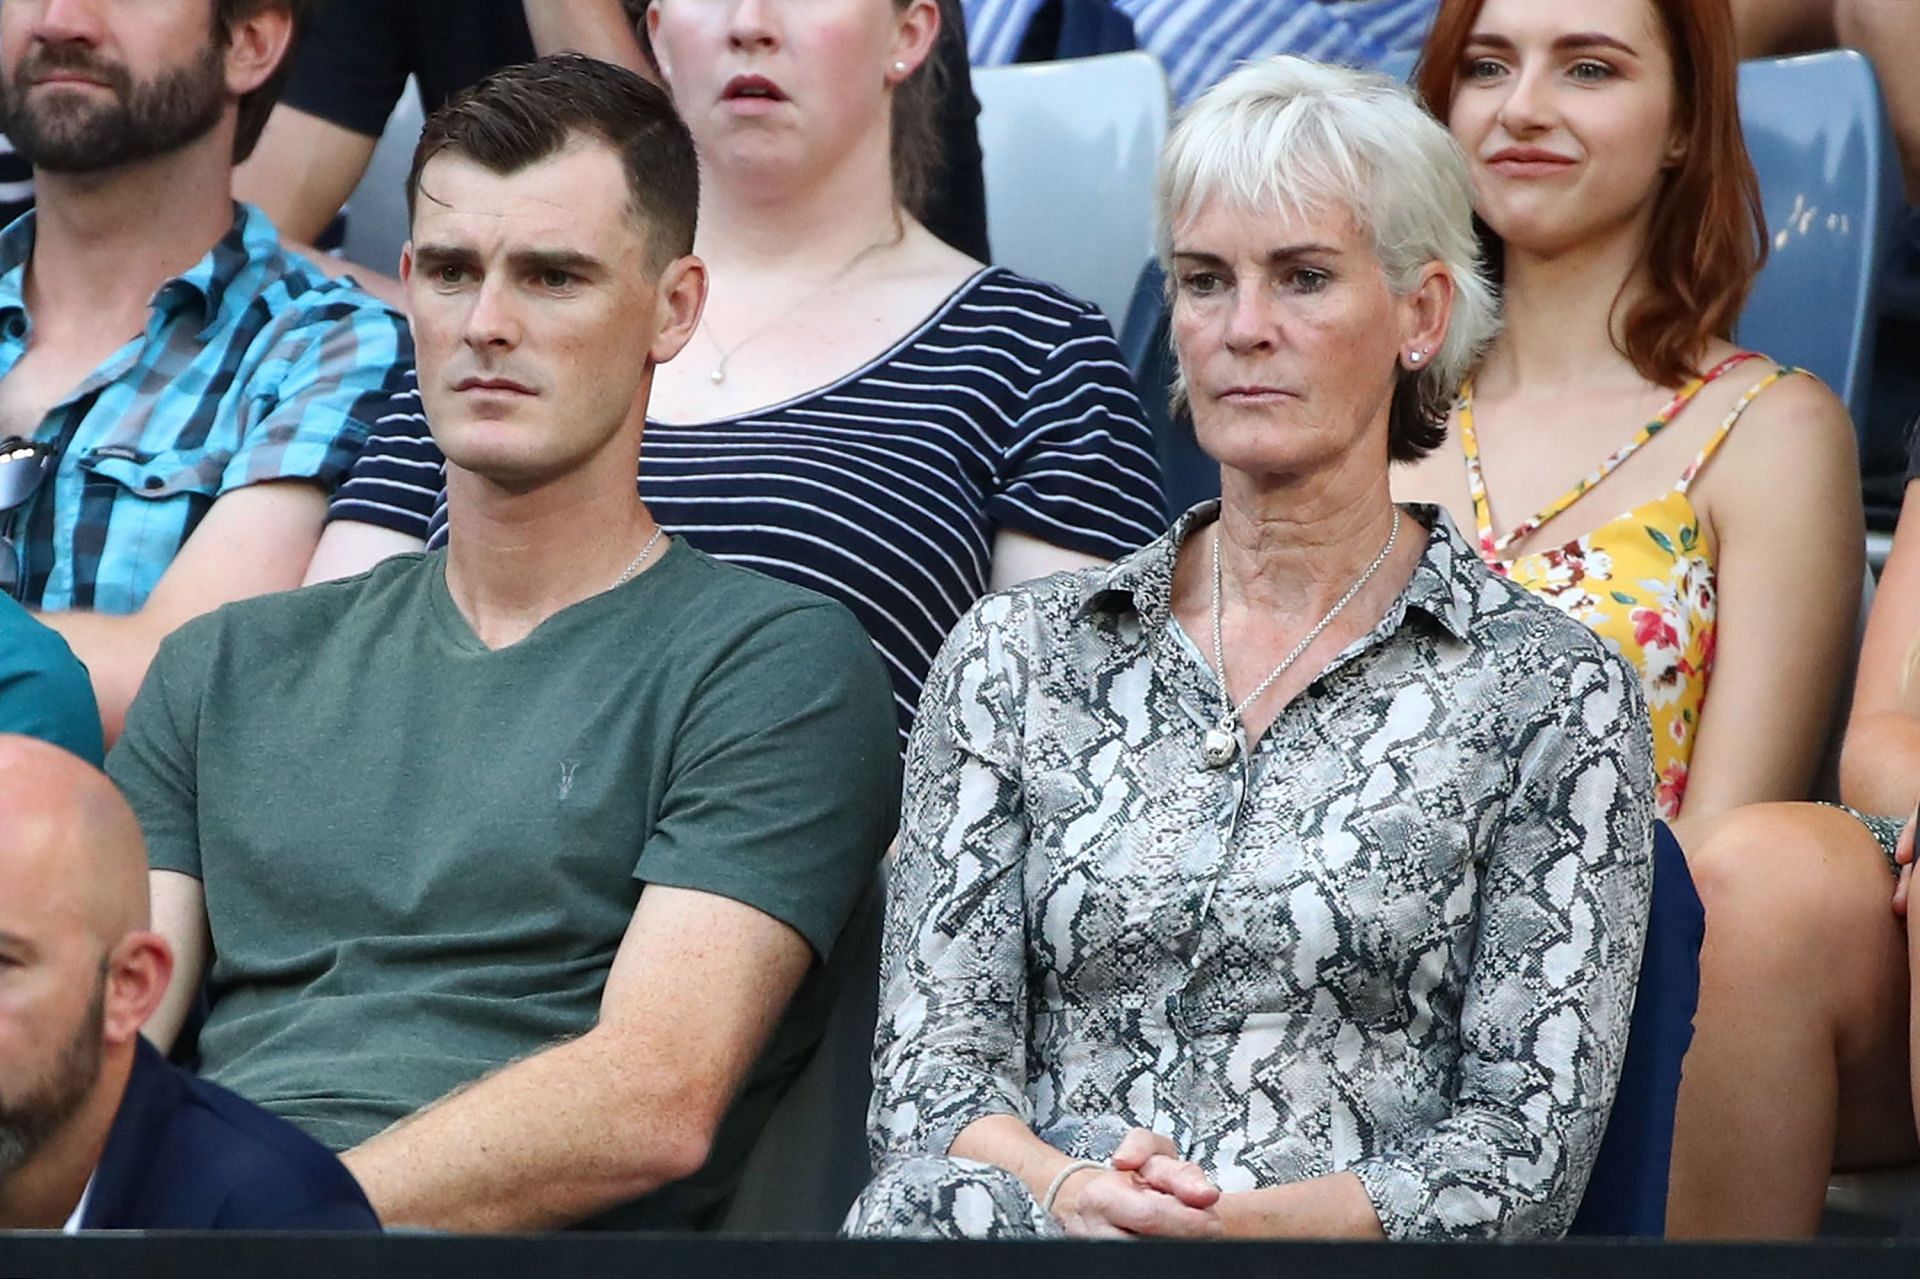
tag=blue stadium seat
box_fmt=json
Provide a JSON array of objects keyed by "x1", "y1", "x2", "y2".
[{"x1": 1735, "y1": 50, "x2": 1903, "y2": 435}]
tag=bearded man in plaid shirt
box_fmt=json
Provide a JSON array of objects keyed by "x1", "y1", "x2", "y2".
[{"x1": 0, "y1": 0, "x2": 412, "y2": 742}]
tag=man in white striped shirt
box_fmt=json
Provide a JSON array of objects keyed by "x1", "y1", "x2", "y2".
[{"x1": 963, "y1": 0, "x2": 1435, "y2": 102}]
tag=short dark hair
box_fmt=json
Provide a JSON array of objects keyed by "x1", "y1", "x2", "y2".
[
  {"x1": 407, "y1": 54, "x2": 699, "y2": 274},
  {"x1": 214, "y1": 0, "x2": 312, "y2": 164}
]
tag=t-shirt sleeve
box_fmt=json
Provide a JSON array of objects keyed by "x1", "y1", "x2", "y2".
[
  {"x1": 634, "y1": 600, "x2": 902, "y2": 960},
  {"x1": 220, "y1": 295, "x2": 415, "y2": 496},
  {"x1": 107, "y1": 621, "x2": 216, "y2": 879},
  {"x1": 276, "y1": 0, "x2": 411, "y2": 138},
  {"x1": 989, "y1": 297, "x2": 1167, "y2": 559},
  {"x1": 325, "y1": 367, "x2": 447, "y2": 539},
  {"x1": 0, "y1": 604, "x2": 104, "y2": 766}
]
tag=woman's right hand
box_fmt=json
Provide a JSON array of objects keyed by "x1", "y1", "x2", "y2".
[{"x1": 1052, "y1": 1129, "x2": 1224, "y2": 1239}]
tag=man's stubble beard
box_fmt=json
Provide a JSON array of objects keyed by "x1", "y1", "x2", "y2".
[
  {"x1": 0, "y1": 970, "x2": 106, "y2": 1180},
  {"x1": 2, "y1": 39, "x2": 228, "y2": 174}
]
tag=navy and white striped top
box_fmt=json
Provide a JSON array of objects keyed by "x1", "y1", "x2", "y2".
[{"x1": 329, "y1": 268, "x2": 1167, "y2": 743}]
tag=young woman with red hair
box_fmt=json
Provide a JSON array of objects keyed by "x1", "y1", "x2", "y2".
[
  {"x1": 1396, "y1": 0, "x2": 1902, "y2": 1236},
  {"x1": 1398, "y1": 0, "x2": 1862, "y2": 838}
]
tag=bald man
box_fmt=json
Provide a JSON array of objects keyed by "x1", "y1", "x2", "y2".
[{"x1": 0, "y1": 736, "x2": 375, "y2": 1232}]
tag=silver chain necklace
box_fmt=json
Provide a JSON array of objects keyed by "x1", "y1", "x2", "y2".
[
  {"x1": 1201, "y1": 508, "x2": 1401, "y2": 769},
  {"x1": 701, "y1": 223, "x2": 903, "y2": 385},
  {"x1": 609, "y1": 525, "x2": 667, "y2": 592}
]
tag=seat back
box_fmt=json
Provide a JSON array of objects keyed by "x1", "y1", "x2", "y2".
[
  {"x1": 1735, "y1": 50, "x2": 1902, "y2": 436},
  {"x1": 718, "y1": 875, "x2": 886, "y2": 1233},
  {"x1": 1568, "y1": 819, "x2": 1702, "y2": 1236},
  {"x1": 973, "y1": 53, "x2": 1170, "y2": 328},
  {"x1": 339, "y1": 80, "x2": 427, "y2": 280}
]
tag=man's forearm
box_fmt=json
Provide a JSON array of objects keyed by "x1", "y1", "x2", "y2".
[
  {"x1": 522, "y1": 0, "x2": 655, "y2": 79},
  {"x1": 34, "y1": 609, "x2": 166, "y2": 747},
  {"x1": 341, "y1": 1026, "x2": 716, "y2": 1231}
]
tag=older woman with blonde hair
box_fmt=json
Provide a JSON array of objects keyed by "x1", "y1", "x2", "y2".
[{"x1": 844, "y1": 56, "x2": 1654, "y2": 1242}]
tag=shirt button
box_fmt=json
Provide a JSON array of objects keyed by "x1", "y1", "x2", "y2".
[{"x1": 142, "y1": 476, "x2": 164, "y2": 491}]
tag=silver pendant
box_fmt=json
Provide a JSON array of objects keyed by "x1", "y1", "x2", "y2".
[
  {"x1": 710, "y1": 366, "x2": 726, "y2": 384},
  {"x1": 1201, "y1": 720, "x2": 1238, "y2": 769}
]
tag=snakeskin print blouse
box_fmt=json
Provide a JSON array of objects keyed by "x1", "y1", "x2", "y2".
[{"x1": 870, "y1": 502, "x2": 1655, "y2": 1239}]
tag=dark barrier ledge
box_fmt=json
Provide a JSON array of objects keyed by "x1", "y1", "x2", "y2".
[{"x1": 5, "y1": 1235, "x2": 1920, "y2": 1279}]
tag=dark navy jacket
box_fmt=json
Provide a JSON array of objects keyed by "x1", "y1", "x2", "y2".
[{"x1": 78, "y1": 1038, "x2": 379, "y2": 1231}]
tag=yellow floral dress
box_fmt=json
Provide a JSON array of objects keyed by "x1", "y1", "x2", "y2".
[{"x1": 1460, "y1": 352, "x2": 1804, "y2": 820}]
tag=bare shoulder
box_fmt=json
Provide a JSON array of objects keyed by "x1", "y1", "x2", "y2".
[
  {"x1": 1713, "y1": 358, "x2": 1856, "y2": 475},
  {"x1": 1697, "y1": 355, "x2": 1860, "y2": 533}
]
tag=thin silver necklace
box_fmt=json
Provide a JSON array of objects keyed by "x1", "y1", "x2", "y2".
[
  {"x1": 701, "y1": 221, "x2": 903, "y2": 385},
  {"x1": 609, "y1": 525, "x2": 667, "y2": 592},
  {"x1": 1201, "y1": 507, "x2": 1401, "y2": 769}
]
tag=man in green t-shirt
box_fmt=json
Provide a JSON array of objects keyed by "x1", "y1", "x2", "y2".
[{"x1": 107, "y1": 56, "x2": 899, "y2": 1232}]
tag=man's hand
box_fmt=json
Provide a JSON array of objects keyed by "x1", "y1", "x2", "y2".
[{"x1": 1052, "y1": 1129, "x2": 1222, "y2": 1239}]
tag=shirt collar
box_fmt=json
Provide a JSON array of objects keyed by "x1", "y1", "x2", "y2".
[
  {"x1": 1080, "y1": 499, "x2": 1481, "y2": 644},
  {"x1": 0, "y1": 202, "x2": 271, "y2": 340},
  {"x1": 62, "y1": 1173, "x2": 96, "y2": 1234}
]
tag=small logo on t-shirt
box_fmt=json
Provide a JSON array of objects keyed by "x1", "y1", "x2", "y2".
[{"x1": 558, "y1": 759, "x2": 580, "y2": 801}]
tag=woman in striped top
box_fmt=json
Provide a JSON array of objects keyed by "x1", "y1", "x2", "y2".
[{"x1": 311, "y1": 0, "x2": 1164, "y2": 743}]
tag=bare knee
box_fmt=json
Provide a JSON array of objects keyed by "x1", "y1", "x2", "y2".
[{"x1": 1689, "y1": 804, "x2": 1898, "y2": 992}]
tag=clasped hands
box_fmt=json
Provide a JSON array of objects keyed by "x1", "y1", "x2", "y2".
[{"x1": 1051, "y1": 1128, "x2": 1225, "y2": 1239}]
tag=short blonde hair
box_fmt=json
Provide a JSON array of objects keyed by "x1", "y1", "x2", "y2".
[{"x1": 1157, "y1": 56, "x2": 1500, "y2": 460}]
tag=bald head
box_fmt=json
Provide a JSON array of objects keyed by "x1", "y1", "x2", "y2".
[{"x1": 0, "y1": 735, "x2": 150, "y2": 947}]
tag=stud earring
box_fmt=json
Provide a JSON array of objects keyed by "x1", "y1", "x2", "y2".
[
  {"x1": 1407, "y1": 350, "x2": 1425, "y2": 365},
  {"x1": 893, "y1": 60, "x2": 908, "y2": 76}
]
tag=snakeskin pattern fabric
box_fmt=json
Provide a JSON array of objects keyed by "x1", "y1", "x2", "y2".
[{"x1": 866, "y1": 502, "x2": 1655, "y2": 1240}]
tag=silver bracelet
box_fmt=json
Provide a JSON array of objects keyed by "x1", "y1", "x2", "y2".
[{"x1": 1041, "y1": 1158, "x2": 1106, "y2": 1215}]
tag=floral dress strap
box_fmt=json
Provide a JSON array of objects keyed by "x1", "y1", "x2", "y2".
[
  {"x1": 1458, "y1": 351, "x2": 1763, "y2": 556},
  {"x1": 1674, "y1": 364, "x2": 1809, "y2": 495}
]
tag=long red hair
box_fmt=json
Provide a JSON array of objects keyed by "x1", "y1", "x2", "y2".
[{"x1": 1414, "y1": 0, "x2": 1765, "y2": 388}]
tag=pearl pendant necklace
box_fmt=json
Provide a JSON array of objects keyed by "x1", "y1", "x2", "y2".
[{"x1": 1202, "y1": 509, "x2": 1400, "y2": 770}]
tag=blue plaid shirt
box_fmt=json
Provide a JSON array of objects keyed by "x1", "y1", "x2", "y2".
[
  {"x1": 0, "y1": 203, "x2": 412, "y2": 612},
  {"x1": 964, "y1": 0, "x2": 1436, "y2": 102}
]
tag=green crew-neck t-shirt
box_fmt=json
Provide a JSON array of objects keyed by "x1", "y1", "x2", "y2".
[{"x1": 108, "y1": 541, "x2": 900, "y2": 1227}]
